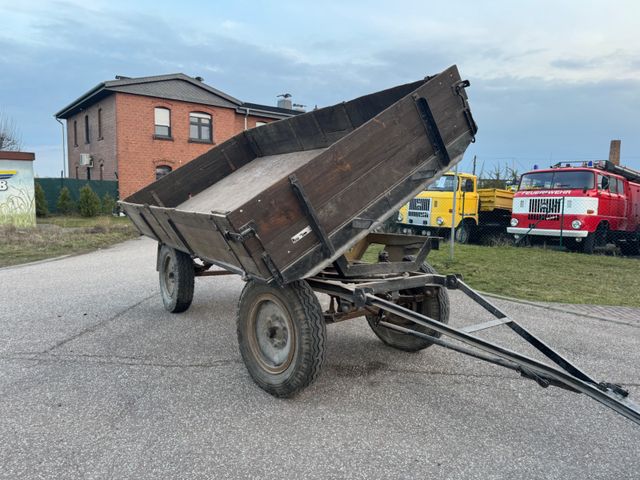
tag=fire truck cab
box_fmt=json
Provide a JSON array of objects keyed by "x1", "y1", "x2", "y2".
[{"x1": 508, "y1": 161, "x2": 640, "y2": 254}]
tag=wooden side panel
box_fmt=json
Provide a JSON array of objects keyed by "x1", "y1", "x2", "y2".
[
  {"x1": 125, "y1": 133, "x2": 256, "y2": 207},
  {"x1": 229, "y1": 66, "x2": 469, "y2": 274}
]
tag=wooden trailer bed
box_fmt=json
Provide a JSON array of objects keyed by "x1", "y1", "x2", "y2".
[{"x1": 120, "y1": 65, "x2": 477, "y2": 284}]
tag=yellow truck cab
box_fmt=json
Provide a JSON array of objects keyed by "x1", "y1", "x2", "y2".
[{"x1": 397, "y1": 172, "x2": 514, "y2": 243}]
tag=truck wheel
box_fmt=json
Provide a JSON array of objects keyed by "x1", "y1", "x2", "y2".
[
  {"x1": 366, "y1": 263, "x2": 450, "y2": 352},
  {"x1": 581, "y1": 225, "x2": 607, "y2": 254},
  {"x1": 455, "y1": 221, "x2": 472, "y2": 244},
  {"x1": 237, "y1": 280, "x2": 326, "y2": 397},
  {"x1": 619, "y1": 231, "x2": 640, "y2": 256},
  {"x1": 158, "y1": 245, "x2": 194, "y2": 313}
]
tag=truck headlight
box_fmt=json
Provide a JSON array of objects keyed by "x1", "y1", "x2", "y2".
[
  {"x1": 510, "y1": 218, "x2": 518, "y2": 227},
  {"x1": 436, "y1": 217, "x2": 444, "y2": 225},
  {"x1": 571, "y1": 220, "x2": 582, "y2": 229}
]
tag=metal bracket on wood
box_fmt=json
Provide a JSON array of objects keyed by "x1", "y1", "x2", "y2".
[
  {"x1": 412, "y1": 95, "x2": 451, "y2": 166},
  {"x1": 452, "y1": 79, "x2": 478, "y2": 143},
  {"x1": 225, "y1": 222, "x2": 257, "y2": 243},
  {"x1": 261, "y1": 251, "x2": 284, "y2": 286},
  {"x1": 289, "y1": 174, "x2": 335, "y2": 258}
]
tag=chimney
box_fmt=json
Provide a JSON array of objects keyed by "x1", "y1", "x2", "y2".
[
  {"x1": 608, "y1": 139, "x2": 621, "y2": 166},
  {"x1": 277, "y1": 93, "x2": 292, "y2": 110}
]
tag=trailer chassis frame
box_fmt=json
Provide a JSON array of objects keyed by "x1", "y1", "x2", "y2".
[{"x1": 307, "y1": 269, "x2": 640, "y2": 425}]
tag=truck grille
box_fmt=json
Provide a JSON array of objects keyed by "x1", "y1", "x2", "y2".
[
  {"x1": 408, "y1": 198, "x2": 431, "y2": 218},
  {"x1": 528, "y1": 197, "x2": 563, "y2": 220}
]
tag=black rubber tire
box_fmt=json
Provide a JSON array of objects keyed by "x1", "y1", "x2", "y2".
[
  {"x1": 455, "y1": 221, "x2": 472, "y2": 244},
  {"x1": 158, "y1": 245, "x2": 194, "y2": 313},
  {"x1": 619, "y1": 233, "x2": 640, "y2": 256},
  {"x1": 366, "y1": 263, "x2": 450, "y2": 352},
  {"x1": 581, "y1": 225, "x2": 607, "y2": 254},
  {"x1": 237, "y1": 280, "x2": 326, "y2": 398}
]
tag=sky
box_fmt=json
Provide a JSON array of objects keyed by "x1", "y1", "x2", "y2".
[{"x1": 0, "y1": 0, "x2": 639, "y2": 177}]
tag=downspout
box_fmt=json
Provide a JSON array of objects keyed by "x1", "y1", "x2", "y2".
[
  {"x1": 244, "y1": 108, "x2": 250, "y2": 130},
  {"x1": 55, "y1": 117, "x2": 67, "y2": 177}
]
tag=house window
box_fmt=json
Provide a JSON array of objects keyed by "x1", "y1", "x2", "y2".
[
  {"x1": 99, "y1": 164, "x2": 104, "y2": 180},
  {"x1": 256, "y1": 121, "x2": 267, "y2": 127},
  {"x1": 73, "y1": 121, "x2": 78, "y2": 147},
  {"x1": 189, "y1": 112, "x2": 212, "y2": 142},
  {"x1": 155, "y1": 165, "x2": 172, "y2": 180},
  {"x1": 98, "y1": 108, "x2": 103, "y2": 139},
  {"x1": 84, "y1": 115, "x2": 90, "y2": 143},
  {"x1": 75, "y1": 166, "x2": 79, "y2": 179},
  {"x1": 154, "y1": 107, "x2": 171, "y2": 138}
]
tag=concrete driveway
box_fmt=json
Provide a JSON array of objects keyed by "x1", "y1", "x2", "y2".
[{"x1": 1, "y1": 237, "x2": 639, "y2": 479}]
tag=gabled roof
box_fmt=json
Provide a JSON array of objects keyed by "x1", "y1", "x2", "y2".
[{"x1": 55, "y1": 73, "x2": 301, "y2": 120}]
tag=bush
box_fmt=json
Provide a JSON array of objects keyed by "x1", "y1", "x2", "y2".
[
  {"x1": 78, "y1": 185, "x2": 101, "y2": 217},
  {"x1": 101, "y1": 193, "x2": 116, "y2": 215},
  {"x1": 56, "y1": 186, "x2": 75, "y2": 215},
  {"x1": 34, "y1": 182, "x2": 48, "y2": 217}
]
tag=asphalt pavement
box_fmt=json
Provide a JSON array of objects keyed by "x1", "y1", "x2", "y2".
[{"x1": 1, "y1": 236, "x2": 639, "y2": 479}]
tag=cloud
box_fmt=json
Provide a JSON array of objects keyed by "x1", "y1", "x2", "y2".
[{"x1": 1, "y1": 0, "x2": 639, "y2": 177}]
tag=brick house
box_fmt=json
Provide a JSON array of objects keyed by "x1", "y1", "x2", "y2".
[{"x1": 55, "y1": 74, "x2": 301, "y2": 198}]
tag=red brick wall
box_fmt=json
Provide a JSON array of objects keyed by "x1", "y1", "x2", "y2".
[
  {"x1": 67, "y1": 95, "x2": 117, "y2": 181},
  {"x1": 115, "y1": 93, "x2": 275, "y2": 199}
]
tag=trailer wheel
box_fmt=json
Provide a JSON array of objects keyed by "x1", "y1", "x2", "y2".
[
  {"x1": 237, "y1": 280, "x2": 326, "y2": 397},
  {"x1": 158, "y1": 245, "x2": 194, "y2": 313},
  {"x1": 366, "y1": 263, "x2": 450, "y2": 352}
]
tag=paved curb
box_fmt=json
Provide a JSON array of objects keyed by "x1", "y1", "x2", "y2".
[
  {"x1": 0, "y1": 254, "x2": 72, "y2": 271},
  {"x1": 480, "y1": 291, "x2": 639, "y2": 328}
]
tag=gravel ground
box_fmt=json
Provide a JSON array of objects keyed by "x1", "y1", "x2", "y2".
[{"x1": 1, "y1": 236, "x2": 639, "y2": 479}]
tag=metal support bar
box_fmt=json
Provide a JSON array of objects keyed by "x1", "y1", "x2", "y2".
[
  {"x1": 455, "y1": 280, "x2": 596, "y2": 384},
  {"x1": 307, "y1": 274, "x2": 640, "y2": 425},
  {"x1": 289, "y1": 174, "x2": 335, "y2": 258},
  {"x1": 367, "y1": 293, "x2": 640, "y2": 425},
  {"x1": 413, "y1": 95, "x2": 451, "y2": 166}
]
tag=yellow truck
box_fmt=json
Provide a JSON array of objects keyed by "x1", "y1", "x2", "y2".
[{"x1": 397, "y1": 172, "x2": 514, "y2": 242}]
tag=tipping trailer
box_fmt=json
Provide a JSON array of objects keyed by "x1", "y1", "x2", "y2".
[{"x1": 120, "y1": 66, "x2": 640, "y2": 426}]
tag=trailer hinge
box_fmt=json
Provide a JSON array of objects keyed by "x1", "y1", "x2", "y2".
[
  {"x1": 452, "y1": 79, "x2": 478, "y2": 143},
  {"x1": 225, "y1": 223, "x2": 257, "y2": 243}
]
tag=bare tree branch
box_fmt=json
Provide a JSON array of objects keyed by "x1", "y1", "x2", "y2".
[{"x1": 0, "y1": 111, "x2": 22, "y2": 151}]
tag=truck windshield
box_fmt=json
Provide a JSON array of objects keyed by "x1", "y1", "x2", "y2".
[
  {"x1": 519, "y1": 171, "x2": 595, "y2": 191},
  {"x1": 427, "y1": 175, "x2": 457, "y2": 192}
]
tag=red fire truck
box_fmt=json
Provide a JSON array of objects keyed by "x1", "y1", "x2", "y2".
[{"x1": 508, "y1": 161, "x2": 640, "y2": 254}]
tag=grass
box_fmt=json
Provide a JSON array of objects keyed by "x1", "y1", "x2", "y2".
[
  {"x1": 364, "y1": 243, "x2": 640, "y2": 307},
  {"x1": 0, "y1": 215, "x2": 138, "y2": 268}
]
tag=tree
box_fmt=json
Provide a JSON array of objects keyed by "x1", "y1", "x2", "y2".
[
  {"x1": 78, "y1": 185, "x2": 101, "y2": 217},
  {"x1": 34, "y1": 182, "x2": 49, "y2": 217},
  {"x1": 101, "y1": 193, "x2": 116, "y2": 215},
  {"x1": 0, "y1": 111, "x2": 22, "y2": 151},
  {"x1": 56, "y1": 187, "x2": 75, "y2": 215}
]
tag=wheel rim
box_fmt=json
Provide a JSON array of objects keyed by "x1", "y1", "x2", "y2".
[
  {"x1": 161, "y1": 255, "x2": 176, "y2": 296},
  {"x1": 248, "y1": 294, "x2": 295, "y2": 374},
  {"x1": 456, "y1": 225, "x2": 468, "y2": 243}
]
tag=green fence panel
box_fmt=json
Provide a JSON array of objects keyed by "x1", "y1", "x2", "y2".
[{"x1": 36, "y1": 178, "x2": 118, "y2": 214}]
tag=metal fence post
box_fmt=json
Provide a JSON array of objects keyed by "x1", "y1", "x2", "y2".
[
  {"x1": 450, "y1": 164, "x2": 458, "y2": 260},
  {"x1": 559, "y1": 197, "x2": 565, "y2": 248}
]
